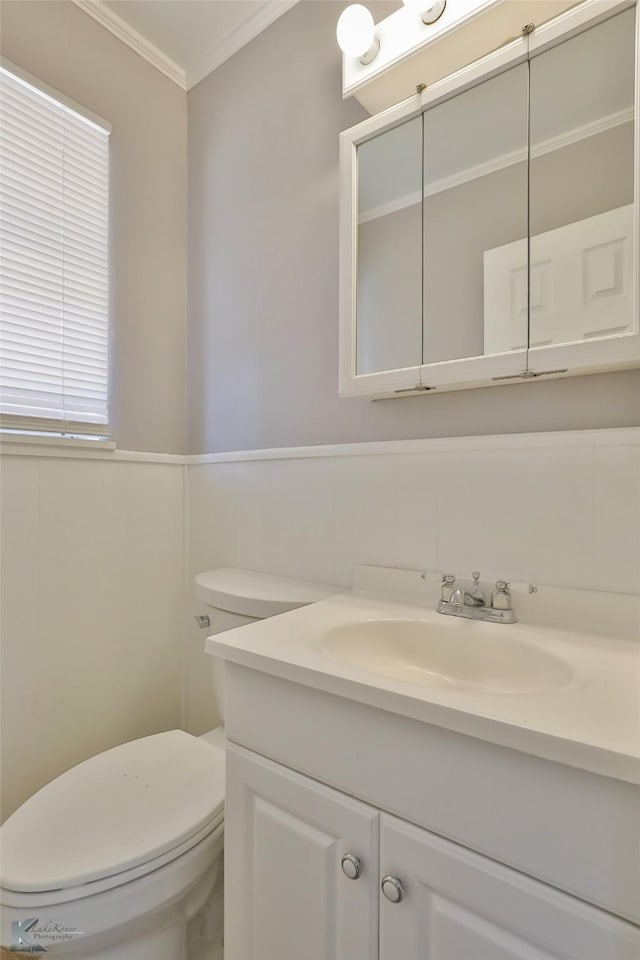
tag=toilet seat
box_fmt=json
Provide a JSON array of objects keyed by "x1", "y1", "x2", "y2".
[
  {"x1": 1, "y1": 822, "x2": 224, "y2": 956},
  {"x1": 0, "y1": 817, "x2": 224, "y2": 909},
  {"x1": 0, "y1": 731, "x2": 225, "y2": 904}
]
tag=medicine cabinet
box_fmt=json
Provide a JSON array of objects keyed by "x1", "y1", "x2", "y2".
[{"x1": 338, "y1": 0, "x2": 640, "y2": 399}]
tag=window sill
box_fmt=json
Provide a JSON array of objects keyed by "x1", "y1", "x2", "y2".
[
  {"x1": 0, "y1": 435, "x2": 185, "y2": 464},
  {"x1": 1, "y1": 432, "x2": 116, "y2": 451}
]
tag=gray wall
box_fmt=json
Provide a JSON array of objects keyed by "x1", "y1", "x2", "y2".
[
  {"x1": 187, "y1": 0, "x2": 640, "y2": 455},
  {"x1": 1, "y1": 1, "x2": 187, "y2": 454}
]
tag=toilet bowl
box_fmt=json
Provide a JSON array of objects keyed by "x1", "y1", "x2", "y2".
[
  {"x1": 0, "y1": 731, "x2": 226, "y2": 960},
  {"x1": 0, "y1": 569, "x2": 336, "y2": 959}
]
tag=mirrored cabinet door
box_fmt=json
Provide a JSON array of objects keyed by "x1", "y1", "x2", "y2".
[
  {"x1": 526, "y1": 3, "x2": 639, "y2": 373},
  {"x1": 339, "y1": 0, "x2": 639, "y2": 400},
  {"x1": 356, "y1": 115, "x2": 423, "y2": 376},
  {"x1": 422, "y1": 62, "x2": 529, "y2": 386}
]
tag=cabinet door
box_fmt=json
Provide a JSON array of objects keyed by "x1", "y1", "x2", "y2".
[
  {"x1": 525, "y1": 4, "x2": 640, "y2": 378},
  {"x1": 225, "y1": 743, "x2": 379, "y2": 960},
  {"x1": 380, "y1": 813, "x2": 640, "y2": 960},
  {"x1": 420, "y1": 58, "x2": 529, "y2": 390},
  {"x1": 339, "y1": 97, "x2": 424, "y2": 399}
]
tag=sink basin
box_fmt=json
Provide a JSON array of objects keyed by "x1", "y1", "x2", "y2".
[{"x1": 322, "y1": 619, "x2": 574, "y2": 693}]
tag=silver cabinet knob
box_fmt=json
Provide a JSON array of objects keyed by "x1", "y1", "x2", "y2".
[
  {"x1": 341, "y1": 854, "x2": 361, "y2": 880},
  {"x1": 381, "y1": 875, "x2": 404, "y2": 902}
]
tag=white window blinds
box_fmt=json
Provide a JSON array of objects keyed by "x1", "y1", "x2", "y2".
[{"x1": 0, "y1": 65, "x2": 110, "y2": 437}]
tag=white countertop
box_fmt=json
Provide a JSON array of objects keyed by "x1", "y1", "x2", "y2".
[{"x1": 207, "y1": 582, "x2": 640, "y2": 785}]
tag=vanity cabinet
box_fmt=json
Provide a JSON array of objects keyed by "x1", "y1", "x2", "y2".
[
  {"x1": 225, "y1": 743, "x2": 640, "y2": 960},
  {"x1": 379, "y1": 814, "x2": 639, "y2": 960},
  {"x1": 225, "y1": 744, "x2": 379, "y2": 960},
  {"x1": 339, "y1": 0, "x2": 640, "y2": 399}
]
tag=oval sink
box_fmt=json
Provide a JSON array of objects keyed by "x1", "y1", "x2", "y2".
[{"x1": 322, "y1": 619, "x2": 574, "y2": 693}]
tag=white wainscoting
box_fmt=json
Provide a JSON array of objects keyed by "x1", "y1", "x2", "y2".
[
  {"x1": 188, "y1": 428, "x2": 640, "y2": 733},
  {"x1": 3, "y1": 429, "x2": 639, "y2": 806},
  {"x1": 0, "y1": 452, "x2": 185, "y2": 819}
]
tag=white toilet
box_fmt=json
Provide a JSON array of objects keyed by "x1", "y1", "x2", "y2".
[{"x1": 0, "y1": 568, "x2": 335, "y2": 960}]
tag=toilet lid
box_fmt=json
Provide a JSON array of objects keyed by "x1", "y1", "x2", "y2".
[
  {"x1": 0, "y1": 731, "x2": 225, "y2": 893},
  {"x1": 195, "y1": 567, "x2": 338, "y2": 617}
]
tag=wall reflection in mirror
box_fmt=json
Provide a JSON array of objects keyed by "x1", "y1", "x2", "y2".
[
  {"x1": 424, "y1": 63, "x2": 528, "y2": 363},
  {"x1": 356, "y1": 116, "x2": 423, "y2": 375}
]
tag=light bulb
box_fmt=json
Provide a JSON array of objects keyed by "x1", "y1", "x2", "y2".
[
  {"x1": 402, "y1": 0, "x2": 446, "y2": 25},
  {"x1": 336, "y1": 5, "x2": 380, "y2": 63}
]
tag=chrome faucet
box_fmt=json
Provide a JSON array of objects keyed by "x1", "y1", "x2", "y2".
[{"x1": 437, "y1": 572, "x2": 516, "y2": 624}]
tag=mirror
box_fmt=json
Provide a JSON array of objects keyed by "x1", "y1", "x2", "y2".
[
  {"x1": 341, "y1": 1, "x2": 639, "y2": 399},
  {"x1": 356, "y1": 115, "x2": 423, "y2": 375},
  {"x1": 423, "y1": 63, "x2": 529, "y2": 362},
  {"x1": 527, "y1": 8, "x2": 636, "y2": 349}
]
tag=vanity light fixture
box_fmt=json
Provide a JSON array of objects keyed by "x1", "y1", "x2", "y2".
[
  {"x1": 402, "y1": 0, "x2": 447, "y2": 26},
  {"x1": 336, "y1": 4, "x2": 380, "y2": 64},
  {"x1": 340, "y1": 0, "x2": 579, "y2": 117}
]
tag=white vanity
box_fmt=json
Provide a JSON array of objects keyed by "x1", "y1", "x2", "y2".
[{"x1": 207, "y1": 566, "x2": 640, "y2": 960}]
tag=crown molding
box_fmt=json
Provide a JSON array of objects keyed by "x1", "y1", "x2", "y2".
[
  {"x1": 186, "y1": 1, "x2": 299, "y2": 90},
  {"x1": 73, "y1": 0, "x2": 298, "y2": 93},
  {"x1": 73, "y1": 0, "x2": 187, "y2": 90}
]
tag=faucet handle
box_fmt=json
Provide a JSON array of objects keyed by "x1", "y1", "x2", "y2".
[
  {"x1": 464, "y1": 571, "x2": 486, "y2": 607},
  {"x1": 441, "y1": 574, "x2": 456, "y2": 602},
  {"x1": 492, "y1": 580, "x2": 512, "y2": 611},
  {"x1": 468, "y1": 570, "x2": 485, "y2": 602}
]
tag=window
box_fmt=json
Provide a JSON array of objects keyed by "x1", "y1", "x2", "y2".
[{"x1": 0, "y1": 64, "x2": 110, "y2": 438}]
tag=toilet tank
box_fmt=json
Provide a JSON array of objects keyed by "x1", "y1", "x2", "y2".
[{"x1": 194, "y1": 568, "x2": 337, "y2": 724}]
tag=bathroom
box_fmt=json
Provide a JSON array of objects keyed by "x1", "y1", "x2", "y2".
[{"x1": 0, "y1": 0, "x2": 639, "y2": 956}]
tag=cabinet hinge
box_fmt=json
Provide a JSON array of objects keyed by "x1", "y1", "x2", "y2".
[
  {"x1": 395, "y1": 385, "x2": 435, "y2": 393},
  {"x1": 492, "y1": 369, "x2": 568, "y2": 382}
]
